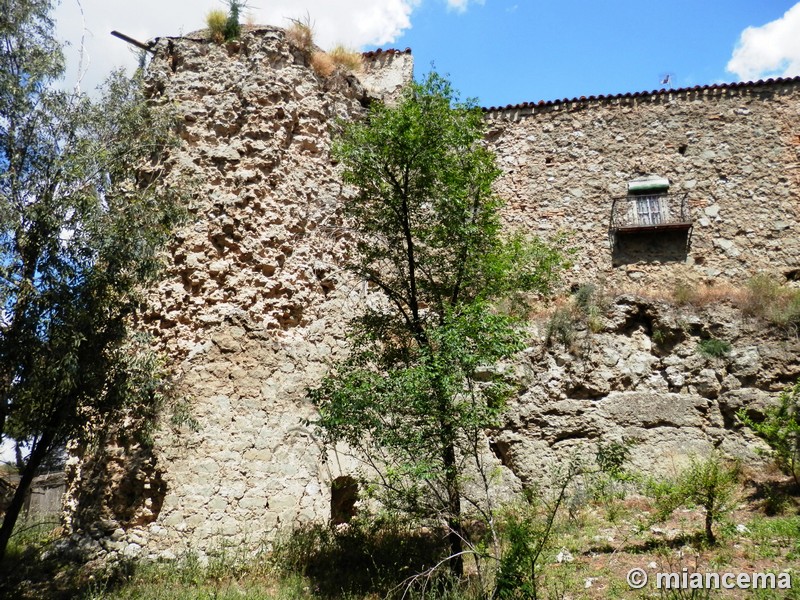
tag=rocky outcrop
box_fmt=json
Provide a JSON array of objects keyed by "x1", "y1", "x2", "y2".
[{"x1": 493, "y1": 295, "x2": 800, "y2": 483}]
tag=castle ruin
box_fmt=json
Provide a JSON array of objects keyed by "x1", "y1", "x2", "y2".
[{"x1": 63, "y1": 27, "x2": 800, "y2": 561}]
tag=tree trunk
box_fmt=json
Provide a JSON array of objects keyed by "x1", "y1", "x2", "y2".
[
  {"x1": 443, "y1": 440, "x2": 464, "y2": 577},
  {"x1": 704, "y1": 507, "x2": 715, "y2": 545},
  {"x1": 0, "y1": 428, "x2": 54, "y2": 562}
]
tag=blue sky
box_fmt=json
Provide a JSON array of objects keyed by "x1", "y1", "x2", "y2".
[
  {"x1": 52, "y1": 1, "x2": 800, "y2": 108},
  {"x1": 390, "y1": 1, "x2": 800, "y2": 107}
]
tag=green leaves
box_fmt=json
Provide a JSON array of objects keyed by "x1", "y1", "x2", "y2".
[
  {"x1": 738, "y1": 378, "x2": 800, "y2": 486},
  {"x1": 0, "y1": 4, "x2": 185, "y2": 456},
  {"x1": 311, "y1": 72, "x2": 566, "y2": 553}
]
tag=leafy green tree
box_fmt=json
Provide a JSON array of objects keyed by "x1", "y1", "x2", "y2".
[
  {"x1": 738, "y1": 378, "x2": 800, "y2": 487},
  {"x1": 309, "y1": 73, "x2": 567, "y2": 576},
  {"x1": 0, "y1": 0, "x2": 183, "y2": 560},
  {"x1": 647, "y1": 453, "x2": 740, "y2": 545}
]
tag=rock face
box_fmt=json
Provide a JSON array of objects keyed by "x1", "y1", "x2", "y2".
[
  {"x1": 494, "y1": 296, "x2": 800, "y2": 484},
  {"x1": 63, "y1": 29, "x2": 800, "y2": 561}
]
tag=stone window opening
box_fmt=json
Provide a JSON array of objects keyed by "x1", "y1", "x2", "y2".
[
  {"x1": 609, "y1": 175, "x2": 694, "y2": 265},
  {"x1": 330, "y1": 476, "x2": 358, "y2": 524},
  {"x1": 610, "y1": 176, "x2": 692, "y2": 233}
]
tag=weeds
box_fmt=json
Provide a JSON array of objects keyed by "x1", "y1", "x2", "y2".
[
  {"x1": 544, "y1": 283, "x2": 607, "y2": 349},
  {"x1": 747, "y1": 515, "x2": 800, "y2": 559},
  {"x1": 286, "y1": 15, "x2": 315, "y2": 54},
  {"x1": 328, "y1": 45, "x2": 364, "y2": 72},
  {"x1": 271, "y1": 516, "x2": 448, "y2": 598},
  {"x1": 696, "y1": 338, "x2": 731, "y2": 358},
  {"x1": 738, "y1": 378, "x2": 800, "y2": 486},
  {"x1": 206, "y1": 10, "x2": 228, "y2": 44},
  {"x1": 206, "y1": 1, "x2": 246, "y2": 43},
  {"x1": 741, "y1": 273, "x2": 800, "y2": 331}
]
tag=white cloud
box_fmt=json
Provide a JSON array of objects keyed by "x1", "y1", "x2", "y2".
[
  {"x1": 445, "y1": 0, "x2": 484, "y2": 13},
  {"x1": 53, "y1": 0, "x2": 423, "y2": 93},
  {"x1": 727, "y1": 3, "x2": 800, "y2": 81}
]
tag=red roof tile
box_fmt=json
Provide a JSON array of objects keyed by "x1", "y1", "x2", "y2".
[
  {"x1": 482, "y1": 76, "x2": 800, "y2": 114},
  {"x1": 362, "y1": 48, "x2": 412, "y2": 59}
]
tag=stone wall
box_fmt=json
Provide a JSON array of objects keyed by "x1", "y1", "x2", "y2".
[
  {"x1": 65, "y1": 27, "x2": 376, "y2": 559},
  {"x1": 361, "y1": 48, "x2": 413, "y2": 105},
  {"x1": 63, "y1": 30, "x2": 800, "y2": 561},
  {"x1": 487, "y1": 80, "x2": 800, "y2": 291}
]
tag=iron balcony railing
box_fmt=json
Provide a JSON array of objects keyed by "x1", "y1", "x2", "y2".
[{"x1": 610, "y1": 193, "x2": 692, "y2": 232}]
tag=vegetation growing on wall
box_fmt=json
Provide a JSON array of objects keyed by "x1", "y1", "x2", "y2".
[
  {"x1": 739, "y1": 378, "x2": 800, "y2": 488},
  {"x1": 206, "y1": 0, "x2": 246, "y2": 43},
  {"x1": 284, "y1": 16, "x2": 365, "y2": 77}
]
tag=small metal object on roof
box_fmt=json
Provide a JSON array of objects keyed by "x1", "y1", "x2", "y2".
[{"x1": 111, "y1": 30, "x2": 155, "y2": 53}]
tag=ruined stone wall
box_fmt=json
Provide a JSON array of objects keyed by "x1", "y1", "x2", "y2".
[
  {"x1": 65, "y1": 27, "x2": 374, "y2": 560},
  {"x1": 486, "y1": 81, "x2": 800, "y2": 291},
  {"x1": 63, "y1": 30, "x2": 800, "y2": 561}
]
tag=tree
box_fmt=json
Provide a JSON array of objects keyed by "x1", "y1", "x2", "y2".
[
  {"x1": 0, "y1": 0, "x2": 183, "y2": 560},
  {"x1": 309, "y1": 74, "x2": 567, "y2": 577},
  {"x1": 647, "y1": 453, "x2": 740, "y2": 545}
]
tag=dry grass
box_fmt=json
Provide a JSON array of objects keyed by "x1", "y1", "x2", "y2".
[
  {"x1": 310, "y1": 51, "x2": 335, "y2": 77},
  {"x1": 206, "y1": 9, "x2": 227, "y2": 44},
  {"x1": 670, "y1": 280, "x2": 746, "y2": 307},
  {"x1": 328, "y1": 44, "x2": 364, "y2": 73},
  {"x1": 740, "y1": 273, "x2": 800, "y2": 327},
  {"x1": 285, "y1": 18, "x2": 315, "y2": 54}
]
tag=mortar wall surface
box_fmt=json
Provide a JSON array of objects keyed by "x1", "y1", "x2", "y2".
[{"x1": 486, "y1": 82, "x2": 800, "y2": 290}]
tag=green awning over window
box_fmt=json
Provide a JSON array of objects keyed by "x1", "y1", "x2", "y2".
[{"x1": 628, "y1": 176, "x2": 670, "y2": 193}]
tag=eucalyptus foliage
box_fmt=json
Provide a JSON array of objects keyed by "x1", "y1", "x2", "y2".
[
  {"x1": 309, "y1": 73, "x2": 567, "y2": 575},
  {"x1": 0, "y1": 0, "x2": 183, "y2": 559}
]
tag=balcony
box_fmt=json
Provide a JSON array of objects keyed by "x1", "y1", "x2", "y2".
[{"x1": 610, "y1": 193, "x2": 693, "y2": 234}]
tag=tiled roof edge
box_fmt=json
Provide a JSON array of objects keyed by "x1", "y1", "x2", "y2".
[
  {"x1": 482, "y1": 76, "x2": 800, "y2": 115},
  {"x1": 362, "y1": 48, "x2": 412, "y2": 59}
]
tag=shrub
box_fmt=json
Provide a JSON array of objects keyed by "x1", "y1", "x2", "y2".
[
  {"x1": 206, "y1": 1, "x2": 245, "y2": 43},
  {"x1": 545, "y1": 306, "x2": 575, "y2": 347},
  {"x1": 224, "y1": 0, "x2": 243, "y2": 41},
  {"x1": 286, "y1": 16, "x2": 315, "y2": 54},
  {"x1": 673, "y1": 281, "x2": 697, "y2": 306},
  {"x1": 646, "y1": 453, "x2": 740, "y2": 545},
  {"x1": 329, "y1": 45, "x2": 365, "y2": 73},
  {"x1": 206, "y1": 9, "x2": 227, "y2": 43},
  {"x1": 696, "y1": 337, "x2": 731, "y2": 358},
  {"x1": 596, "y1": 439, "x2": 633, "y2": 480},
  {"x1": 271, "y1": 517, "x2": 448, "y2": 597},
  {"x1": 738, "y1": 378, "x2": 800, "y2": 487},
  {"x1": 496, "y1": 467, "x2": 577, "y2": 600},
  {"x1": 310, "y1": 51, "x2": 335, "y2": 77}
]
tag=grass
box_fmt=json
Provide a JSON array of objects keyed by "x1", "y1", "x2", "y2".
[
  {"x1": 328, "y1": 45, "x2": 364, "y2": 73},
  {"x1": 285, "y1": 17, "x2": 315, "y2": 54},
  {"x1": 309, "y1": 52, "x2": 335, "y2": 77},
  {"x1": 666, "y1": 274, "x2": 800, "y2": 332},
  {"x1": 5, "y1": 486, "x2": 800, "y2": 599},
  {"x1": 206, "y1": 9, "x2": 228, "y2": 44}
]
